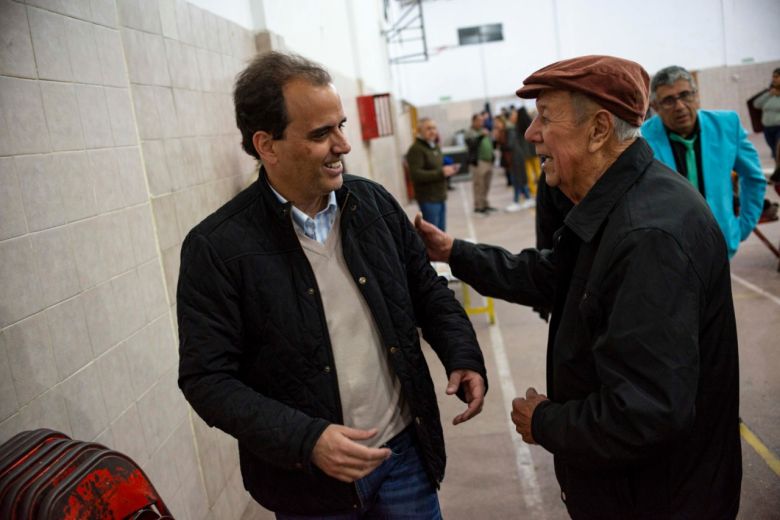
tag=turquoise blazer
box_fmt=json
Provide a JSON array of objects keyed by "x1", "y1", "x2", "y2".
[{"x1": 642, "y1": 110, "x2": 766, "y2": 257}]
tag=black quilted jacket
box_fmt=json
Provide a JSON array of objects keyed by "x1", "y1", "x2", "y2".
[{"x1": 177, "y1": 170, "x2": 487, "y2": 515}]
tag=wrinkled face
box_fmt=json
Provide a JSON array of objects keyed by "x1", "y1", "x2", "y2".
[
  {"x1": 270, "y1": 79, "x2": 351, "y2": 213},
  {"x1": 420, "y1": 120, "x2": 438, "y2": 142},
  {"x1": 652, "y1": 79, "x2": 700, "y2": 137},
  {"x1": 525, "y1": 90, "x2": 591, "y2": 200}
]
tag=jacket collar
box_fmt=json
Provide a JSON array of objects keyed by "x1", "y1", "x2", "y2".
[
  {"x1": 256, "y1": 166, "x2": 353, "y2": 223},
  {"x1": 415, "y1": 136, "x2": 437, "y2": 149},
  {"x1": 564, "y1": 138, "x2": 654, "y2": 243}
]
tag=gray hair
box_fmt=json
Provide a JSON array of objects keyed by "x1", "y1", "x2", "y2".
[
  {"x1": 649, "y1": 65, "x2": 697, "y2": 102},
  {"x1": 570, "y1": 92, "x2": 641, "y2": 143},
  {"x1": 613, "y1": 116, "x2": 642, "y2": 141}
]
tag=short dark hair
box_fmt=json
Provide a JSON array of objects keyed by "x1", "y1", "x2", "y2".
[
  {"x1": 233, "y1": 51, "x2": 332, "y2": 159},
  {"x1": 773, "y1": 67, "x2": 780, "y2": 76}
]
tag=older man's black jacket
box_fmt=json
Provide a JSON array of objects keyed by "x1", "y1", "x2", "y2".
[
  {"x1": 177, "y1": 170, "x2": 486, "y2": 515},
  {"x1": 450, "y1": 139, "x2": 741, "y2": 519}
]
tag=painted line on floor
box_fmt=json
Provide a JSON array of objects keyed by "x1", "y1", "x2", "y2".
[
  {"x1": 457, "y1": 184, "x2": 545, "y2": 516},
  {"x1": 731, "y1": 274, "x2": 780, "y2": 307},
  {"x1": 740, "y1": 420, "x2": 780, "y2": 477}
]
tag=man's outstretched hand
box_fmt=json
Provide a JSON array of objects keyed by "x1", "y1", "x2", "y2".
[
  {"x1": 446, "y1": 369, "x2": 486, "y2": 425},
  {"x1": 414, "y1": 213, "x2": 455, "y2": 262}
]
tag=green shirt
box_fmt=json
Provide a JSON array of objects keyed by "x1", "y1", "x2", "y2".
[{"x1": 465, "y1": 128, "x2": 494, "y2": 162}]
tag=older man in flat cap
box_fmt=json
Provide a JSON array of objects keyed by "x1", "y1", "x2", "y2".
[{"x1": 416, "y1": 55, "x2": 741, "y2": 519}]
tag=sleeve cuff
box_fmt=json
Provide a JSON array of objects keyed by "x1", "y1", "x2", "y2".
[{"x1": 531, "y1": 399, "x2": 555, "y2": 447}]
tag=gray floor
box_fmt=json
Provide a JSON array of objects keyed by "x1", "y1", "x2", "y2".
[{"x1": 243, "y1": 171, "x2": 780, "y2": 520}]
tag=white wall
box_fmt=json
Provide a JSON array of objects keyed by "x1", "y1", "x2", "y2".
[
  {"x1": 255, "y1": 0, "x2": 393, "y2": 93},
  {"x1": 187, "y1": 0, "x2": 254, "y2": 29},
  {"x1": 395, "y1": 0, "x2": 780, "y2": 106},
  {"x1": 172, "y1": 0, "x2": 404, "y2": 198},
  {"x1": 189, "y1": 0, "x2": 394, "y2": 94}
]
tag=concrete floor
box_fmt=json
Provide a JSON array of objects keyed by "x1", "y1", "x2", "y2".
[{"x1": 243, "y1": 172, "x2": 780, "y2": 520}]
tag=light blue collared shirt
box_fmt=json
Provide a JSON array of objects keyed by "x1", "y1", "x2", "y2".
[{"x1": 268, "y1": 183, "x2": 339, "y2": 244}]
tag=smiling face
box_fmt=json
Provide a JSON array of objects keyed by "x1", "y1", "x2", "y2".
[
  {"x1": 524, "y1": 90, "x2": 593, "y2": 201},
  {"x1": 259, "y1": 79, "x2": 351, "y2": 216},
  {"x1": 652, "y1": 79, "x2": 700, "y2": 137}
]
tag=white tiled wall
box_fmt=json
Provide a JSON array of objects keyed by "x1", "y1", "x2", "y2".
[{"x1": 0, "y1": 0, "x2": 258, "y2": 518}]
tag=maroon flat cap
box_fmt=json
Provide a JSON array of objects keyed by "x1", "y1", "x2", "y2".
[{"x1": 516, "y1": 55, "x2": 649, "y2": 127}]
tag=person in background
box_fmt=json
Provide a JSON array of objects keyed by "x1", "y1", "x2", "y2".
[
  {"x1": 531, "y1": 170, "x2": 573, "y2": 323},
  {"x1": 406, "y1": 117, "x2": 460, "y2": 231},
  {"x1": 415, "y1": 55, "x2": 742, "y2": 520},
  {"x1": 753, "y1": 67, "x2": 780, "y2": 183},
  {"x1": 481, "y1": 107, "x2": 494, "y2": 133},
  {"x1": 504, "y1": 107, "x2": 536, "y2": 212},
  {"x1": 493, "y1": 114, "x2": 514, "y2": 187},
  {"x1": 521, "y1": 107, "x2": 543, "y2": 196},
  {"x1": 641, "y1": 65, "x2": 766, "y2": 257},
  {"x1": 465, "y1": 113, "x2": 496, "y2": 214},
  {"x1": 177, "y1": 51, "x2": 487, "y2": 519}
]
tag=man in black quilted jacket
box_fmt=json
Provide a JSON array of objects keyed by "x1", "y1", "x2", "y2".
[{"x1": 177, "y1": 51, "x2": 487, "y2": 519}]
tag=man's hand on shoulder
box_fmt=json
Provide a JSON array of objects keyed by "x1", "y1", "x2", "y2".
[
  {"x1": 446, "y1": 369, "x2": 486, "y2": 425},
  {"x1": 311, "y1": 425, "x2": 391, "y2": 482},
  {"x1": 414, "y1": 213, "x2": 454, "y2": 262}
]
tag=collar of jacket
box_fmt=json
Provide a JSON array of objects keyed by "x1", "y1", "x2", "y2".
[
  {"x1": 563, "y1": 138, "x2": 654, "y2": 243},
  {"x1": 415, "y1": 136, "x2": 437, "y2": 149},
  {"x1": 256, "y1": 166, "x2": 356, "y2": 223}
]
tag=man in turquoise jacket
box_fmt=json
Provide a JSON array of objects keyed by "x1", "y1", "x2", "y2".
[{"x1": 642, "y1": 65, "x2": 766, "y2": 258}]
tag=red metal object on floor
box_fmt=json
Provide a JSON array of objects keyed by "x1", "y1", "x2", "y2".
[{"x1": 0, "y1": 430, "x2": 172, "y2": 519}]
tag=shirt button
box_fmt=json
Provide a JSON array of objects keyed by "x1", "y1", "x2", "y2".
[
  {"x1": 307, "y1": 288, "x2": 315, "y2": 295},
  {"x1": 351, "y1": 204, "x2": 357, "y2": 211},
  {"x1": 415, "y1": 416, "x2": 422, "y2": 425},
  {"x1": 358, "y1": 276, "x2": 367, "y2": 285},
  {"x1": 561, "y1": 491, "x2": 567, "y2": 501},
  {"x1": 323, "y1": 366, "x2": 331, "y2": 373},
  {"x1": 389, "y1": 346, "x2": 399, "y2": 354}
]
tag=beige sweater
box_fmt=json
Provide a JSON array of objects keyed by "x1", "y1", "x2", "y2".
[{"x1": 297, "y1": 218, "x2": 410, "y2": 447}]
